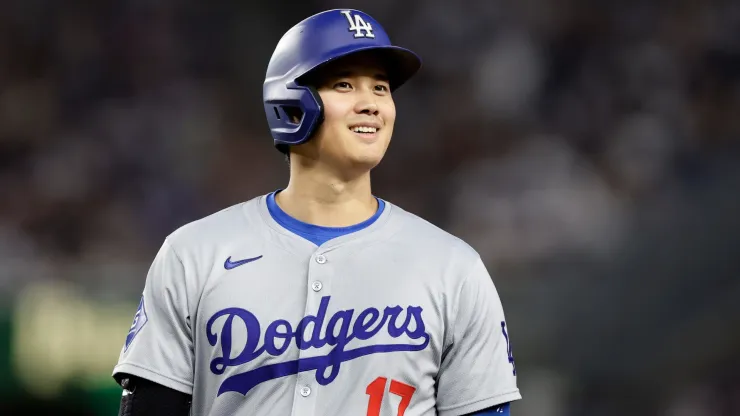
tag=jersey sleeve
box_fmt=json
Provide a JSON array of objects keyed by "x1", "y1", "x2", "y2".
[
  {"x1": 112, "y1": 239, "x2": 195, "y2": 394},
  {"x1": 436, "y1": 255, "x2": 522, "y2": 416}
]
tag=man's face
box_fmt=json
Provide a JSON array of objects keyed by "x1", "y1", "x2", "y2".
[{"x1": 292, "y1": 52, "x2": 396, "y2": 175}]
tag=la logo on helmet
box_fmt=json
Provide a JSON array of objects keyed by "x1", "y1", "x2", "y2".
[{"x1": 340, "y1": 11, "x2": 375, "y2": 38}]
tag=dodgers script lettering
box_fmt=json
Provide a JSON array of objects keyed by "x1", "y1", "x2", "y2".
[{"x1": 206, "y1": 296, "x2": 430, "y2": 396}]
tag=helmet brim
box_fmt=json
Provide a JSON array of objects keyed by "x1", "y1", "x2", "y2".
[{"x1": 296, "y1": 45, "x2": 422, "y2": 92}]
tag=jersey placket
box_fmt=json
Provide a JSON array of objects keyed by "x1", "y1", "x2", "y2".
[{"x1": 290, "y1": 249, "x2": 335, "y2": 416}]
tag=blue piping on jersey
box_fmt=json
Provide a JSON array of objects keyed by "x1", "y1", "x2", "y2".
[{"x1": 266, "y1": 191, "x2": 385, "y2": 246}]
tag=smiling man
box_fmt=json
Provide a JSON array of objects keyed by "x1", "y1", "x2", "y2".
[{"x1": 113, "y1": 9, "x2": 521, "y2": 416}]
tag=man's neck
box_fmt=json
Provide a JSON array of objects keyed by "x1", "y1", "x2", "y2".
[{"x1": 276, "y1": 160, "x2": 378, "y2": 227}]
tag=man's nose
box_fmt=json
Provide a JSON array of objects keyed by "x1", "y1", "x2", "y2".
[{"x1": 355, "y1": 90, "x2": 379, "y2": 115}]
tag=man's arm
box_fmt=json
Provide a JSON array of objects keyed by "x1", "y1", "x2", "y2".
[
  {"x1": 117, "y1": 373, "x2": 192, "y2": 416},
  {"x1": 435, "y1": 253, "x2": 521, "y2": 415},
  {"x1": 112, "y1": 238, "x2": 198, "y2": 415}
]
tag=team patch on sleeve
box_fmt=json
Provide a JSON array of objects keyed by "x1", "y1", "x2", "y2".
[{"x1": 124, "y1": 296, "x2": 148, "y2": 352}]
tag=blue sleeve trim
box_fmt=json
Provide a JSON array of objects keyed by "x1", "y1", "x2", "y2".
[{"x1": 465, "y1": 402, "x2": 510, "y2": 415}]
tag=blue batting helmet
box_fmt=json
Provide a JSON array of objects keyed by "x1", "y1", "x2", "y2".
[{"x1": 263, "y1": 9, "x2": 422, "y2": 153}]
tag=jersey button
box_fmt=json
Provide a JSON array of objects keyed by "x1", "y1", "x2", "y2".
[
  {"x1": 311, "y1": 281, "x2": 323, "y2": 292},
  {"x1": 316, "y1": 254, "x2": 327, "y2": 264},
  {"x1": 299, "y1": 386, "x2": 311, "y2": 397}
]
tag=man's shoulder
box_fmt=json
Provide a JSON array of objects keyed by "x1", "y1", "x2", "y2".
[
  {"x1": 385, "y1": 200, "x2": 481, "y2": 262},
  {"x1": 164, "y1": 194, "x2": 266, "y2": 252}
]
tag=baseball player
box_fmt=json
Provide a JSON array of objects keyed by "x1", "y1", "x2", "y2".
[{"x1": 113, "y1": 9, "x2": 521, "y2": 416}]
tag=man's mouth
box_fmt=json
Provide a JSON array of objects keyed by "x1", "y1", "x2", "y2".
[{"x1": 350, "y1": 126, "x2": 378, "y2": 134}]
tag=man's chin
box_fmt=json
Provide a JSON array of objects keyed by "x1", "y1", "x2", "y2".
[
  {"x1": 339, "y1": 151, "x2": 385, "y2": 175},
  {"x1": 349, "y1": 156, "x2": 383, "y2": 171}
]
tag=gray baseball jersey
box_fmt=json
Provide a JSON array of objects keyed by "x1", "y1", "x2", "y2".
[{"x1": 113, "y1": 194, "x2": 521, "y2": 415}]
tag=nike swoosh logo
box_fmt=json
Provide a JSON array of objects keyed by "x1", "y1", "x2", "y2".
[{"x1": 224, "y1": 255, "x2": 263, "y2": 270}]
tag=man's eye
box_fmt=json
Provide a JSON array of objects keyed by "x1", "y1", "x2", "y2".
[
  {"x1": 335, "y1": 82, "x2": 352, "y2": 89},
  {"x1": 375, "y1": 85, "x2": 389, "y2": 92}
]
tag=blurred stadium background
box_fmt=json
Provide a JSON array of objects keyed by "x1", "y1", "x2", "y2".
[{"x1": 1, "y1": 0, "x2": 739, "y2": 414}]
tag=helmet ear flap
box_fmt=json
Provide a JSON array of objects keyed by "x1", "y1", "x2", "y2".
[{"x1": 271, "y1": 85, "x2": 324, "y2": 155}]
